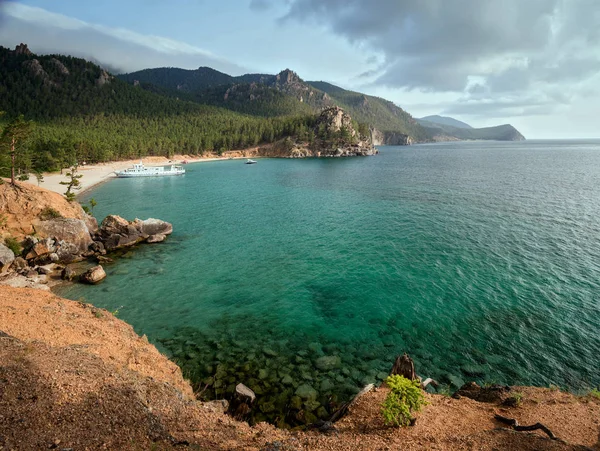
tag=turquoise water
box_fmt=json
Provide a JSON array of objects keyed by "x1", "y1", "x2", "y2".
[{"x1": 59, "y1": 140, "x2": 600, "y2": 424}]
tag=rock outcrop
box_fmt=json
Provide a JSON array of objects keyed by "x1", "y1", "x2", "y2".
[
  {"x1": 14, "y1": 43, "x2": 32, "y2": 55},
  {"x1": 0, "y1": 181, "x2": 172, "y2": 288},
  {"x1": 0, "y1": 244, "x2": 15, "y2": 272},
  {"x1": 371, "y1": 129, "x2": 413, "y2": 146},
  {"x1": 35, "y1": 219, "x2": 94, "y2": 262},
  {"x1": 95, "y1": 215, "x2": 173, "y2": 251},
  {"x1": 259, "y1": 107, "x2": 376, "y2": 159}
]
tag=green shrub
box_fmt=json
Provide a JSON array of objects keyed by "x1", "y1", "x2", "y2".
[
  {"x1": 381, "y1": 375, "x2": 427, "y2": 427},
  {"x1": 39, "y1": 207, "x2": 62, "y2": 220},
  {"x1": 590, "y1": 389, "x2": 600, "y2": 399},
  {"x1": 4, "y1": 236, "x2": 22, "y2": 256}
]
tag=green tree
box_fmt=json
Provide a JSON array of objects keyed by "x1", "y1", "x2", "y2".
[
  {"x1": 0, "y1": 115, "x2": 33, "y2": 185},
  {"x1": 59, "y1": 164, "x2": 83, "y2": 202}
]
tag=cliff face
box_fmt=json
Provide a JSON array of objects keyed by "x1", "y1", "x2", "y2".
[{"x1": 371, "y1": 128, "x2": 413, "y2": 146}]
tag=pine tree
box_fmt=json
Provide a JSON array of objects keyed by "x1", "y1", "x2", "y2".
[{"x1": 0, "y1": 115, "x2": 33, "y2": 185}]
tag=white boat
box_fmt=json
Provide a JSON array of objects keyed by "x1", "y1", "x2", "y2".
[
  {"x1": 114, "y1": 161, "x2": 185, "y2": 178},
  {"x1": 245, "y1": 159, "x2": 257, "y2": 164}
]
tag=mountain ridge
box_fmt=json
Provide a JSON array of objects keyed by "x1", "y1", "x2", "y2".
[{"x1": 119, "y1": 66, "x2": 525, "y2": 143}]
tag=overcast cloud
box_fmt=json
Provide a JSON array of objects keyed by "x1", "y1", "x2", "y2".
[
  {"x1": 281, "y1": 0, "x2": 600, "y2": 118},
  {"x1": 0, "y1": 2, "x2": 246, "y2": 74}
]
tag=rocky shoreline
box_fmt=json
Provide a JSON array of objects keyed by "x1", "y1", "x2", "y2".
[{"x1": 0, "y1": 179, "x2": 173, "y2": 292}]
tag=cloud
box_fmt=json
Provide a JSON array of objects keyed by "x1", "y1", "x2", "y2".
[
  {"x1": 249, "y1": 0, "x2": 272, "y2": 11},
  {"x1": 280, "y1": 0, "x2": 600, "y2": 117},
  {"x1": 0, "y1": 2, "x2": 247, "y2": 74}
]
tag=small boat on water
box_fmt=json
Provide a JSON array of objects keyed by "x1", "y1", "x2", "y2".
[
  {"x1": 245, "y1": 159, "x2": 257, "y2": 165},
  {"x1": 114, "y1": 161, "x2": 185, "y2": 178}
]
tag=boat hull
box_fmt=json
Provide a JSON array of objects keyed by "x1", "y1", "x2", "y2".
[{"x1": 115, "y1": 172, "x2": 185, "y2": 178}]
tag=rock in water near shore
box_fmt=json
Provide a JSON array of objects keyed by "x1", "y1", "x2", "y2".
[
  {"x1": 96, "y1": 215, "x2": 172, "y2": 251},
  {"x1": 134, "y1": 218, "x2": 173, "y2": 236},
  {"x1": 0, "y1": 244, "x2": 15, "y2": 272},
  {"x1": 258, "y1": 107, "x2": 376, "y2": 159},
  {"x1": 79, "y1": 265, "x2": 106, "y2": 284}
]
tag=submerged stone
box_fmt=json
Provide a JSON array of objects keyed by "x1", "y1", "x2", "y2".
[
  {"x1": 315, "y1": 355, "x2": 341, "y2": 371},
  {"x1": 295, "y1": 383, "x2": 318, "y2": 400}
]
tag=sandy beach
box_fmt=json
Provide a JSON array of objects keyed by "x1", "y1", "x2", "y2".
[{"x1": 22, "y1": 155, "x2": 235, "y2": 196}]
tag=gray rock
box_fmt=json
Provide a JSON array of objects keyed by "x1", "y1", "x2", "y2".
[
  {"x1": 83, "y1": 214, "x2": 98, "y2": 235},
  {"x1": 36, "y1": 219, "x2": 93, "y2": 262},
  {"x1": 147, "y1": 234, "x2": 166, "y2": 243},
  {"x1": 315, "y1": 355, "x2": 341, "y2": 371},
  {"x1": 133, "y1": 218, "x2": 173, "y2": 237},
  {"x1": 55, "y1": 241, "x2": 83, "y2": 264},
  {"x1": 79, "y1": 265, "x2": 106, "y2": 284},
  {"x1": 0, "y1": 243, "x2": 15, "y2": 271}
]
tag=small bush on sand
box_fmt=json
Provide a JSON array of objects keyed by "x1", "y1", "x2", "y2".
[{"x1": 381, "y1": 375, "x2": 427, "y2": 427}]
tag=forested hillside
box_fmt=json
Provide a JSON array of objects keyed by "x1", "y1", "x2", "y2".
[
  {"x1": 0, "y1": 45, "x2": 318, "y2": 176},
  {"x1": 120, "y1": 68, "x2": 428, "y2": 143}
]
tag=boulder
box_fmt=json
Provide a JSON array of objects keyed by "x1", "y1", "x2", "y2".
[
  {"x1": 80, "y1": 265, "x2": 106, "y2": 284},
  {"x1": 147, "y1": 234, "x2": 166, "y2": 243},
  {"x1": 55, "y1": 241, "x2": 84, "y2": 264},
  {"x1": 295, "y1": 383, "x2": 318, "y2": 400},
  {"x1": 61, "y1": 265, "x2": 77, "y2": 281},
  {"x1": 133, "y1": 218, "x2": 173, "y2": 237},
  {"x1": 35, "y1": 219, "x2": 93, "y2": 262},
  {"x1": 84, "y1": 214, "x2": 99, "y2": 235},
  {"x1": 315, "y1": 355, "x2": 341, "y2": 371},
  {"x1": 0, "y1": 244, "x2": 15, "y2": 272},
  {"x1": 25, "y1": 238, "x2": 56, "y2": 260},
  {"x1": 97, "y1": 215, "x2": 173, "y2": 251},
  {"x1": 97, "y1": 215, "x2": 144, "y2": 251}
]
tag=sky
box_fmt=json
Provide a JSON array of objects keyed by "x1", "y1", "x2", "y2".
[{"x1": 0, "y1": 0, "x2": 599, "y2": 139}]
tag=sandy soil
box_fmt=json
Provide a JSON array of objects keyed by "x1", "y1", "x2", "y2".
[
  {"x1": 23, "y1": 154, "x2": 246, "y2": 195},
  {"x1": 1, "y1": 287, "x2": 599, "y2": 450}
]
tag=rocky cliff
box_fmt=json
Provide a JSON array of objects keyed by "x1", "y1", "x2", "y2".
[{"x1": 260, "y1": 107, "x2": 376, "y2": 158}]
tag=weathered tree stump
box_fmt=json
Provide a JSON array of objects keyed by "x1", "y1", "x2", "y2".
[
  {"x1": 389, "y1": 353, "x2": 438, "y2": 389},
  {"x1": 227, "y1": 383, "x2": 256, "y2": 421},
  {"x1": 390, "y1": 353, "x2": 417, "y2": 380}
]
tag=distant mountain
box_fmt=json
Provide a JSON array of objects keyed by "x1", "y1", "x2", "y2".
[
  {"x1": 119, "y1": 68, "x2": 428, "y2": 144},
  {"x1": 418, "y1": 115, "x2": 472, "y2": 129},
  {"x1": 0, "y1": 44, "x2": 331, "y2": 173}
]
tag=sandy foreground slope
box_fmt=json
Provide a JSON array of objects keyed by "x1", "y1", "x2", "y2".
[{"x1": 0, "y1": 287, "x2": 598, "y2": 450}]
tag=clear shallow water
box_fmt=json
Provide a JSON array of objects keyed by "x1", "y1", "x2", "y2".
[{"x1": 59, "y1": 140, "x2": 600, "y2": 423}]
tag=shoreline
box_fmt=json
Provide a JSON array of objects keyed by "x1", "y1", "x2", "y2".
[{"x1": 24, "y1": 154, "x2": 251, "y2": 196}]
